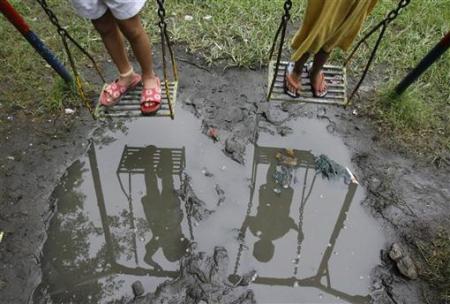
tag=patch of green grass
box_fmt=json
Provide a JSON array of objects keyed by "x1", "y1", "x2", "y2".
[
  {"x1": 161, "y1": 0, "x2": 305, "y2": 67},
  {"x1": 0, "y1": 0, "x2": 101, "y2": 115},
  {"x1": 417, "y1": 230, "x2": 450, "y2": 301},
  {"x1": 0, "y1": 0, "x2": 448, "y2": 155}
]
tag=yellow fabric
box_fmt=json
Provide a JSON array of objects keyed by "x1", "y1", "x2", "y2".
[{"x1": 291, "y1": 0, "x2": 379, "y2": 61}]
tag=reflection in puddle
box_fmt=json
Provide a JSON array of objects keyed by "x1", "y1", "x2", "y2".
[
  {"x1": 116, "y1": 146, "x2": 189, "y2": 270},
  {"x1": 34, "y1": 107, "x2": 384, "y2": 304},
  {"x1": 234, "y1": 146, "x2": 365, "y2": 303}
]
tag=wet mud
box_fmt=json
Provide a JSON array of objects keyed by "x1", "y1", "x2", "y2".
[
  {"x1": 1, "y1": 48, "x2": 449, "y2": 304},
  {"x1": 31, "y1": 105, "x2": 384, "y2": 303}
]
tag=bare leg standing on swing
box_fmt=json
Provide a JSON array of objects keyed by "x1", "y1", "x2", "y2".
[
  {"x1": 310, "y1": 49, "x2": 329, "y2": 97},
  {"x1": 285, "y1": 48, "x2": 329, "y2": 97},
  {"x1": 285, "y1": 52, "x2": 309, "y2": 96},
  {"x1": 92, "y1": 11, "x2": 161, "y2": 113},
  {"x1": 115, "y1": 15, "x2": 159, "y2": 91}
]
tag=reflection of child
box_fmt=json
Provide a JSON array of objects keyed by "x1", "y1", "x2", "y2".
[
  {"x1": 285, "y1": 0, "x2": 378, "y2": 98},
  {"x1": 70, "y1": 0, "x2": 162, "y2": 114},
  {"x1": 141, "y1": 148, "x2": 189, "y2": 270},
  {"x1": 240, "y1": 162, "x2": 298, "y2": 263}
]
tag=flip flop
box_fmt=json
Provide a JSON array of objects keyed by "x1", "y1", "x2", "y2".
[
  {"x1": 283, "y1": 62, "x2": 301, "y2": 98},
  {"x1": 309, "y1": 69, "x2": 328, "y2": 98},
  {"x1": 99, "y1": 73, "x2": 142, "y2": 107},
  {"x1": 140, "y1": 77, "x2": 162, "y2": 115}
]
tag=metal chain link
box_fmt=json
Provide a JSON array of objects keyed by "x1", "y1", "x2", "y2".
[
  {"x1": 267, "y1": 0, "x2": 292, "y2": 101},
  {"x1": 282, "y1": 0, "x2": 292, "y2": 21},
  {"x1": 293, "y1": 169, "x2": 316, "y2": 277},
  {"x1": 345, "y1": 0, "x2": 412, "y2": 101},
  {"x1": 35, "y1": 0, "x2": 105, "y2": 83},
  {"x1": 35, "y1": 0, "x2": 106, "y2": 116},
  {"x1": 156, "y1": 0, "x2": 177, "y2": 120}
]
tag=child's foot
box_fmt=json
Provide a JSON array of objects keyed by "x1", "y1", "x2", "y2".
[
  {"x1": 284, "y1": 63, "x2": 302, "y2": 98},
  {"x1": 140, "y1": 74, "x2": 161, "y2": 115},
  {"x1": 143, "y1": 75, "x2": 160, "y2": 91},
  {"x1": 286, "y1": 72, "x2": 301, "y2": 96},
  {"x1": 309, "y1": 70, "x2": 328, "y2": 98},
  {"x1": 99, "y1": 69, "x2": 142, "y2": 107}
]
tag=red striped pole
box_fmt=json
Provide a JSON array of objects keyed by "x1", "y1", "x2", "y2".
[{"x1": 0, "y1": 0, "x2": 73, "y2": 82}]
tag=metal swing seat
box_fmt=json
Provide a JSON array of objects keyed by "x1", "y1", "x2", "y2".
[
  {"x1": 268, "y1": 60, "x2": 348, "y2": 105},
  {"x1": 231, "y1": 145, "x2": 365, "y2": 303},
  {"x1": 95, "y1": 80, "x2": 178, "y2": 118}
]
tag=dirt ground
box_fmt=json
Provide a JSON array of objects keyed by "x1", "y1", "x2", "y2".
[{"x1": 0, "y1": 49, "x2": 449, "y2": 304}]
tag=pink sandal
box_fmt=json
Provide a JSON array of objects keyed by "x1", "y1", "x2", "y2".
[
  {"x1": 99, "y1": 71, "x2": 142, "y2": 107},
  {"x1": 140, "y1": 77, "x2": 162, "y2": 115}
]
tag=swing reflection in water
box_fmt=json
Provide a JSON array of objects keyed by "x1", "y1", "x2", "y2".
[
  {"x1": 233, "y1": 145, "x2": 367, "y2": 304},
  {"x1": 114, "y1": 144, "x2": 191, "y2": 270},
  {"x1": 34, "y1": 144, "x2": 190, "y2": 303},
  {"x1": 120, "y1": 145, "x2": 190, "y2": 270}
]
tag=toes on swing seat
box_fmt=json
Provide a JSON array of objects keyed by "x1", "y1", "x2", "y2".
[
  {"x1": 268, "y1": 61, "x2": 348, "y2": 106},
  {"x1": 95, "y1": 81, "x2": 178, "y2": 118}
]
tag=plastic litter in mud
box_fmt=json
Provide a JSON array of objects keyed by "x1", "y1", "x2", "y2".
[{"x1": 0, "y1": 231, "x2": 4, "y2": 243}]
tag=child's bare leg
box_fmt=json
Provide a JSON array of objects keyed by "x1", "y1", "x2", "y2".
[
  {"x1": 116, "y1": 15, "x2": 158, "y2": 89},
  {"x1": 92, "y1": 11, "x2": 135, "y2": 85},
  {"x1": 310, "y1": 49, "x2": 330, "y2": 94},
  {"x1": 286, "y1": 52, "x2": 310, "y2": 95}
]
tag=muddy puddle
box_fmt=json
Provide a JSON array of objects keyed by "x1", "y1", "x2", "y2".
[{"x1": 33, "y1": 105, "x2": 385, "y2": 304}]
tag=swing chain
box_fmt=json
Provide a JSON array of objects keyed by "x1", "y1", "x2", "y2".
[
  {"x1": 156, "y1": 0, "x2": 177, "y2": 120},
  {"x1": 36, "y1": 0, "x2": 105, "y2": 83},
  {"x1": 282, "y1": 0, "x2": 292, "y2": 21},
  {"x1": 35, "y1": 0, "x2": 106, "y2": 116},
  {"x1": 267, "y1": 0, "x2": 293, "y2": 101},
  {"x1": 345, "y1": 0, "x2": 411, "y2": 101},
  {"x1": 386, "y1": 0, "x2": 411, "y2": 24}
]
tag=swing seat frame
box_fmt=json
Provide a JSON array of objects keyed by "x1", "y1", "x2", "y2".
[
  {"x1": 268, "y1": 60, "x2": 348, "y2": 106},
  {"x1": 94, "y1": 81, "x2": 178, "y2": 118}
]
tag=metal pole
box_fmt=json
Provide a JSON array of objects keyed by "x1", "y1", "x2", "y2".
[
  {"x1": 395, "y1": 31, "x2": 450, "y2": 95},
  {"x1": 0, "y1": 0, "x2": 73, "y2": 83}
]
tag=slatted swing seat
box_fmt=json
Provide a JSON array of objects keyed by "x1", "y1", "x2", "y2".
[
  {"x1": 268, "y1": 60, "x2": 348, "y2": 105},
  {"x1": 117, "y1": 145, "x2": 185, "y2": 176},
  {"x1": 95, "y1": 81, "x2": 178, "y2": 118}
]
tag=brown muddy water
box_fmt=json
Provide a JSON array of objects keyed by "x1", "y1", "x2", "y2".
[{"x1": 34, "y1": 105, "x2": 385, "y2": 304}]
